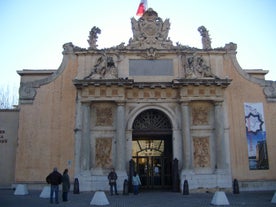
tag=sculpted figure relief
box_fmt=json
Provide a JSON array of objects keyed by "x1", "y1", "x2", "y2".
[
  {"x1": 84, "y1": 53, "x2": 118, "y2": 79},
  {"x1": 183, "y1": 55, "x2": 217, "y2": 79},
  {"x1": 193, "y1": 137, "x2": 210, "y2": 168},
  {"x1": 128, "y1": 8, "x2": 173, "y2": 49},
  {"x1": 96, "y1": 107, "x2": 113, "y2": 126},
  {"x1": 95, "y1": 138, "x2": 112, "y2": 168},
  {"x1": 192, "y1": 105, "x2": 209, "y2": 125}
]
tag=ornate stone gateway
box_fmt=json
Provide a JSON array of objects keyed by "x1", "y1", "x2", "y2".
[
  {"x1": 14, "y1": 5, "x2": 276, "y2": 193},
  {"x1": 69, "y1": 8, "x2": 233, "y2": 191},
  {"x1": 132, "y1": 109, "x2": 173, "y2": 189}
]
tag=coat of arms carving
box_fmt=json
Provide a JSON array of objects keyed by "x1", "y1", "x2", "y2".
[{"x1": 127, "y1": 8, "x2": 173, "y2": 49}]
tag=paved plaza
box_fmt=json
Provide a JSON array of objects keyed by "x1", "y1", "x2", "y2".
[{"x1": 1, "y1": 189, "x2": 276, "y2": 207}]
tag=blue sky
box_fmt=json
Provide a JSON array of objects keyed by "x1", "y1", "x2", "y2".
[{"x1": 1, "y1": 0, "x2": 276, "y2": 93}]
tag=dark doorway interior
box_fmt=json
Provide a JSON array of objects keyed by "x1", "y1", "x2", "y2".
[{"x1": 132, "y1": 109, "x2": 173, "y2": 190}]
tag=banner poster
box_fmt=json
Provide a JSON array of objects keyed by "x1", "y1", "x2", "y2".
[{"x1": 244, "y1": 103, "x2": 269, "y2": 170}]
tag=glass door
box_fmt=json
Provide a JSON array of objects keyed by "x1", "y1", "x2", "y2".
[{"x1": 132, "y1": 138, "x2": 172, "y2": 190}]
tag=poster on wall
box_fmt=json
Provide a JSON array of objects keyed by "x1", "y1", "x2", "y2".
[{"x1": 244, "y1": 103, "x2": 269, "y2": 170}]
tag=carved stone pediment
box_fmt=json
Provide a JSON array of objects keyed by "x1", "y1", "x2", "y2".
[{"x1": 127, "y1": 8, "x2": 173, "y2": 49}]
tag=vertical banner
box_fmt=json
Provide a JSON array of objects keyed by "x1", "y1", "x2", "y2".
[{"x1": 244, "y1": 103, "x2": 269, "y2": 170}]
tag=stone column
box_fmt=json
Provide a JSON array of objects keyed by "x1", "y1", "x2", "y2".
[
  {"x1": 214, "y1": 101, "x2": 226, "y2": 169},
  {"x1": 181, "y1": 102, "x2": 192, "y2": 170},
  {"x1": 172, "y1": 129, "x2": 183, "y2": 169},
  {"x1": 80, "y1": 102, "x2": 91, "y2": 171},
  {"x1": 116, "y1": 102, "x2": 126, "y2": 171},
  {"x1": 125, "y1": 129, "x2": 133, "y2": 163},
  {"x1": 74, "y1": 91, "x2": 82, "y2": 175}
]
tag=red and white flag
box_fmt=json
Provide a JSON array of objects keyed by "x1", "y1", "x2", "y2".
[{"x1": 136, "y1": 0, "x2": 148, "y2": 17}]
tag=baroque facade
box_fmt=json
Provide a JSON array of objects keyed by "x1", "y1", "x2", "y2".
[{"x1": 15, "y1": 8, "x2": 276, "y2": 191}]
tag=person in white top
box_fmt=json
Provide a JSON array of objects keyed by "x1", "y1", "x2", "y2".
[
  {"x1": 132, "y1": 171, "x2": 141, "y2": 195},
  {"x1": 154, "y1": 164, "x2": 159, "y2": 175}
]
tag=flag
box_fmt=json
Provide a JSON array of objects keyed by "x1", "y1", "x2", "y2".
[{"x1": 136, "y1": 0, "x2": 147, "y2": 17}]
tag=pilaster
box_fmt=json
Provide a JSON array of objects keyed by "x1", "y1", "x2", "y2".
[
  {"x1": 115, "y1": 101, "x2": 126, "y2": 171},
  {"x1": 181, "y1": 101, "x2": 192, "y2": 170},
  {"x1": 214, "y1": 101, "x2": 226, "y2": 169},
  {"x1": 80, "y1": 102, "x2": 91, "y2": 171},
  {"x1": 172, "y1": 129, "x2": 183, "y2": 169},
  {"x1": 74, "y1": 91, "x2": 82, "y2": 175}
]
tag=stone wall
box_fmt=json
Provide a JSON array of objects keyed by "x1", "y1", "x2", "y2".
[
  {"x1": 0, "y1": 109, "x2": 19, "y2": 188},
  {"x1": 224, "y1": 53, "x2": 276, "y2": 183},
  {"x1": 15, "y1": 53, "x2": 77, "y2": 184}
]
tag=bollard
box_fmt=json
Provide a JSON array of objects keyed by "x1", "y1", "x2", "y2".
[
  {"x1": 73, "y1": 178, "x2": 80, "y2": 194},
  {"x1": 183, "y1": 179, "x2": 189, "y2": 195},
  {"x1": 233, "y1": 179, "x2": 239, "y2": 194},
  {"x1": 129, "y1": 159, "x2": 135, "y2": 193},
  {"x1": 172, "y1": 158, "x2": 180, "y2": 192},
  {"x1": 123, "y1": 179, "x2": 129, "y2": 195}
]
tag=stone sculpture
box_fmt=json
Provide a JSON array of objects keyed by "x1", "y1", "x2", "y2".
[
  {"x1": 88, "y1": 26, "x2": 101, "y2": 49},
  {"x1": 198, "y1": 26, "x2": 212, "y2": 50}
]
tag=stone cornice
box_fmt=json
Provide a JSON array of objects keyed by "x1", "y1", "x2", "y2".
[
  {"x1": 73, "y1": 47, "x2": 228, "y2": 56},
  {"x1": 17, "y1": 69, "x2": 56, "y2": 76},
  {"x1": 172, "y1": 78, "x2": 231, "y2": 87},
  {"x1": 73, "y1": 78, "x2": 231, "y2": 89}
]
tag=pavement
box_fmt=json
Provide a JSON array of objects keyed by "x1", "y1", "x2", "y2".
[{"x1": 1, "y1": 189, "x2": 276, "y2": 207}]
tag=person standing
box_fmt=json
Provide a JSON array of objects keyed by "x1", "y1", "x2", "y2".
[
  {"x1": 107, "y1": 168, "x2": 119, "y2": 195},
  {"x1": 132, "y1": 171, "x2": 141, "y2": 195},
  {"x1": 46, "y1": 167, "x2": 62, "y2": 204},
  {"x1": 62, "y1": 169, "x2": 70, "y2": 202}
]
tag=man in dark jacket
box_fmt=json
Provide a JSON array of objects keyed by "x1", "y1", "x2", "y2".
[
  {"x1": 108, "y1": 168, "x2": 119, "y2": 195},
  {"x1": 46, "y1": 167, "x2": 62, "y2": 204}
]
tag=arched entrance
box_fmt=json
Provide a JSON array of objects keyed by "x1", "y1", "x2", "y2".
[{"x1": 132, "y1": 109, "x2": 173, "y2": 190}]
